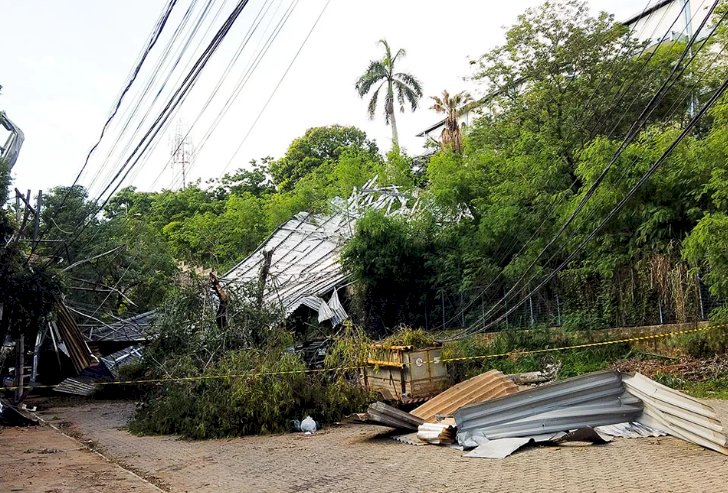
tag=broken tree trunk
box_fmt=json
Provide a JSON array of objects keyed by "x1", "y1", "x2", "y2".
[
  {"x1": 210, "y1": 273, "x2": 229, "y2": 329},
  {"x1": 256, "y1": 249, "x2": 273, "y2": 308}
]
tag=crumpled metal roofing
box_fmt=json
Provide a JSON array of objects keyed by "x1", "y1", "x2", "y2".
[
  {"x1": 463, "y1": 428, "x2": 614, "y2": 459},
  {"x1": 222, "y1": 178, "x2": 417, "y2": 323},
  {"x1": 454, "y1": 371, "x2": 642, "y2": 437},
  {"x1": 411, "y1": 369, "x2": 518, "y2": 422},
  {"x1": 365, "y1": 401, "x2": 425, "y2": 430},
  {"x1": 624, "y1": 372, "x2": 728, "y2": 454},
  {"x1": 300, "y1": 289, "x2": 347, "y2": 326},
  {"x1": 417, "y1": 422, "x2": 457, "y2": 444},
  {"x1": 86, "y1": 310, "x2": 155, "y2": 343},
  {"x1": 595, "y1": 421, "x2": 667, "y2": 438}
]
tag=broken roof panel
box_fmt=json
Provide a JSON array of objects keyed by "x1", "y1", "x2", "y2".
[
  {"x1": 466, "y1": 396, "x2": 643, "y2": 440},
  {"x1": 365, "y1": 401, "x2": 425, "y2": 430},
  {"x1": 222, "y1": 178, "x2": 417, "y2": 321},
  {"x1": 86, "y1": 310, "x2": 155, "y2": 343},
  {"x1": 411, "y1": 369, "x2": 518, "y2": 422},
  {"x1": 624, "y1": 372, "x2": 728, "y2": 455},
  {"x1": 454, "y1": 370, "x2": 628, "y2": 433}
]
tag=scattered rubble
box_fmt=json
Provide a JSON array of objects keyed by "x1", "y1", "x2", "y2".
[{"x1": 612, "y1": 354, "x2": 728, "y2": 381}]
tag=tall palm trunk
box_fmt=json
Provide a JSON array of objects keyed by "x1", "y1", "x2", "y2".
[{"x1": 387, "y1": 81, "x2": 399, "y2": 150}]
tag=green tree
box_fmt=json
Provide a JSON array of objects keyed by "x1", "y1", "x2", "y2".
[
  {"x1": 269, "y1": 126, "x2": 378, "y2": 191},
  {"x1": 0, "y1": 159, "x2": 62, "y2": 345},
  {"x1": 355, "y1": 39, "x2": 423, "y2": 150},
  {"x1": 210, "y1": 158, "x2": 274, "y2": 199}
]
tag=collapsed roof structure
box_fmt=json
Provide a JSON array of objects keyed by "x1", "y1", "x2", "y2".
[
  {"x1": 221, "y1": 177, "x2": 418, "y2": 326},
  {"x1": 53, "y1": 178, "x2": 419, "y2": 394}
]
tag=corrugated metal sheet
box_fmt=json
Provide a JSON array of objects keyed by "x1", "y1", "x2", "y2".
[
  {"x1": 300, "y1": 291, "x2": 348, "y2": 326},
  {"x1": 54, "y1": 378, "x2": 97, "y2": 396},
  {"x1": 365, "y1": 401, "x2": 425, "y2": 430},
  {"x1": 87, "y1": 310, "x2": 154, "y2": 342},
  {"x1": 222, "y1": 179, "x2": 417, "y2": 324},
  {"x1": 454, "y1": 371, "x2": 642, "y2": 439},
  {"x1": 463, "y1": 428, "x2": 614, "y2": 459},
  {"x1": 624, "y1": 372, "x2": 728, "y2": 455},
  {"x1": 465, "y1": 396, "x2": 643, "y2": 439},
  {"x1": 54, "y1": 303, "x2": 97, "y2": 374},
  {"x1": 100, "y1": 345, "x2": 144, "y2": 379},
  {"x1": 391, "y1": 432, "x2": 428, "y2": 446},
  {"x1": 411, "y1": 369, "x2": 518, "y2": 422}
]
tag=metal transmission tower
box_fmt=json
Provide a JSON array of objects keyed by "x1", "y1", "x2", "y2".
[{"x1": 170, "y1": 121, "x2": 194, "y2": 189}]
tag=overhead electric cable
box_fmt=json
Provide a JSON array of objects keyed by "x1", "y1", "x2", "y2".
[
  {"x1": 73, "y1": 0, "x2": 179, "y2": 187},
  {"x1": 437, "y1": 0, "x2": 712, "y2": 330}
]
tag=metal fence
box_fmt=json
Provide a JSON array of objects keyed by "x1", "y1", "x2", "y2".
[{"x1": 421, "y1": 281, "x2": 726, "y2": 332}]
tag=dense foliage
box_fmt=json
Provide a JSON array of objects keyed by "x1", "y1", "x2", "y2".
[
  {"x1": 343, "y1": 0, "x2": 728, "y2": 333},
  {"x1": 0, "y1": 159, "x2": 62, "y2": 345},
  {"x1": 129, "y1": 282, "x2": 371, "y2": 438}
]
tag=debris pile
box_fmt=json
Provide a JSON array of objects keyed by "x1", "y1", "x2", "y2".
[
  {"x1": 612, "y1": 354, "x2": 728, "y2": 381},
  {"x1": 357, "y1": 369, "x2": 728, "y2": 459}
]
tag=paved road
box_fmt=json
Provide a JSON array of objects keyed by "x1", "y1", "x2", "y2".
[
  {"x1": 29, "y1": 399, "x2": 728, "y2": 493},
  {"x1": 0, "y1": 417, "x2": 161, "y2": 493}
]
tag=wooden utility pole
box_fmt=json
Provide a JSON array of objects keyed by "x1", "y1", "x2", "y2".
[{"x1": 14, "y1": 334, "x2": 24, "y2": 403}]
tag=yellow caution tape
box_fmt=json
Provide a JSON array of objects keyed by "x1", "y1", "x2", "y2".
[{"x1": 1, "y1": 323, "x2": 722, "y2": 392}]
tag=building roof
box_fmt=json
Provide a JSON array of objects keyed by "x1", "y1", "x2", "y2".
[
  {"x1": 222, "y1": 178, "x2": 418, "y2": 320},
  {"x1": 622, "y1": 0, "x2": 675, "y2": 27}
]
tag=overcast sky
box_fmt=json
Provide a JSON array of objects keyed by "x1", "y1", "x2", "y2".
[{"x1": 3, "y1": 0, "x2": 642, "y2": 195}]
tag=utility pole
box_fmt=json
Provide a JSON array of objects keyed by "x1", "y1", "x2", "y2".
[
  {"x1": 171, "y1": 121, "x2": 193, "y2": 189},
  {"x1": 683, "y1": 0, "x2": 697, "y2": 118}
]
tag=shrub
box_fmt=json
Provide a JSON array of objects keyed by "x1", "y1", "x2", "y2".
[{"x1": 129, "y1": 284, "x2": 373, "y2": 438}]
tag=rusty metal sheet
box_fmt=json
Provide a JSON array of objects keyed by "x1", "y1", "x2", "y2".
[
  {"x1": 411, "y1": 369, "x2": 518, "y2": 422},
  {"x1": 624, "y1": 372, "x2": 728, "y2": 455}
]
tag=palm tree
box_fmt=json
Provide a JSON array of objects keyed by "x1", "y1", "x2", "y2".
[
  {"x1": 355, "y1": 40, "x2": 423, "y2": 150},
  {"x1": 429, "y1": 90, "x2": 473, "y2": 153}
]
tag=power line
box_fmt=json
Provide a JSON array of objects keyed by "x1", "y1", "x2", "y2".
[
  {"x1": 44, "y1": 0, "x2": 256, "y2": 266},
  {"x1": 219, "y1": 0, "x2": 333, "y2": 175},
  {"x1": 456, "y1": 74, "x2": 728, "y2": 338},
  {"x1": 88, "y1": 0, "x2": 226, "y2": 194},
  {"x1": 435, "y1": 0, "x2": 708, "y2": 330},
  {"x1": 73, "y1": 0, "x2": 179, "y2": 188}
]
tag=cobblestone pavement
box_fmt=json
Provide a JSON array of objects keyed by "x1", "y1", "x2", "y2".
[
  {"x1": 34, "y1": 400, "x2": 728, "y2": 493},
  {"x1": 0, "y1": 418, "x2": 161, "y2": 492}
]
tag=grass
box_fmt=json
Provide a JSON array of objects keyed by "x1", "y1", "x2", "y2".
[
  {"x1": 441, "y1": 325, "x2": 728, "y2": 399},
  {"x1": 442, "y1": 327, "x2": 632, "y2": 381},
  {"x1": 652, "y1": 372, "x2": 728, "y2": 399}
]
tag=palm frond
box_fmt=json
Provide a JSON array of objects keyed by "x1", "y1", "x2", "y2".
[
  {"x1": 383, "y1": 91, "x2": 394, "y2": 124},
  {"x1": 392, "y1": 47, "x2": 407, "y2": 64},
  {"x1": 394, "y1": 80, "x2": 421, "y2": 112},
  {"x1": 394, "y1": 72, "x2": 423, "y2": 97},
  {"x1": 367, "y1": 83, "x2": 384, "y2": 120},
  {"x1": 378, "y1": 39, "x2": 392, "y2": 62},
  {"x1": 355, "y1": 61, "x2": 387, "y2": 96},
  {"x1": 396, "y1": 82, "x2": 407, "y2": 112}
]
